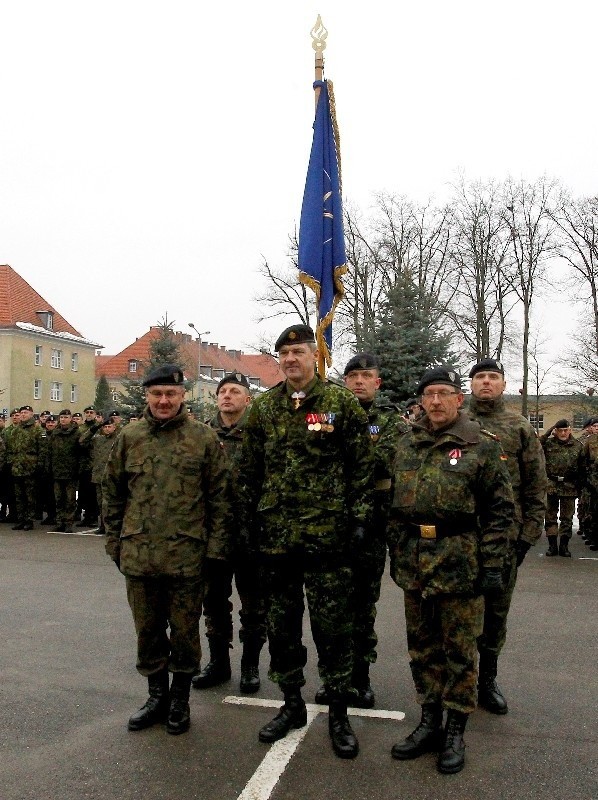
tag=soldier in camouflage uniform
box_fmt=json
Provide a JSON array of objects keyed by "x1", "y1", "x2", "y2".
[
  {"x1": 103, "y1": 364, "x2": 231, "y2": 736},
  {"x1": 540, "y1": 419, "x2": 583, "y2": 557},
  {"x1": 192, "y1": 372, "x2": 266, "y2": 694},
  {"x1": 388, "y1": 366, "x2": 514, "y2": 775},
  {"x1": 37, "y1": 415, "x2": 57, "y2": 526},
  {"x1": 76, "y1": 406, "x2": 100, "y2": 527},
  {"x1": 47, "y1": 410, "x2": 81, "y2": 533},
  {"x1": 239, "y1": 325, "x2": 374, "y2": 760},
  {"x1": 1, "y1": 409, "x2": 21, "y2": 523},
  {"x1": 314, "y1": 352, "x2": 408, "y2": 709},
  {"x1": 0, "y1": 414, "x2": 8, "y2": 520},
  {"x1": 7, "y1": 406, "x2": 42, "y2": 530},
  {"x1": 579, "y1": 428, "x2": 598, "y2": 552},
  {"x1": 86, "y1": 416, "x2": 119, "y2": 535},
  {"x1": 467, "y1": 358, "x2": 547, "y2": 715},
  {"x1": 576, "y1": 417, "x2": 598, "y2": 546}
]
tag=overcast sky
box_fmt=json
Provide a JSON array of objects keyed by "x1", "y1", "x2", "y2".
[{"x1": 1, "y1": 1, "x2": 596, "y2": 372}]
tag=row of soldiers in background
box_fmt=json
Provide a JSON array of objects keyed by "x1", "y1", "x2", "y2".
[
  {"x1": 540, "y1": 415, "x2": 598, "y2": 555},
  {"x1": 0, "y1": 406, "x2": 123, "y2": 532},
  {"x1": 101, "y1": 333, "x2": 549, "y2": 776}
]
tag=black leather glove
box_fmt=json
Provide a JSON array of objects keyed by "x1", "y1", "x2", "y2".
[
  {"x1": 479, "y1": 568, "x2": 504, "y2": 594},
  {"x1": 351, "y1": 525, "x2": 366, "y2": 548},
  {"x1": 515, "y1": 539, "x2": 531, "y2": 567}
]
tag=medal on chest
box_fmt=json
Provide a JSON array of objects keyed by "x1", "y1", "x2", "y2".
[
  {"x1": 306, "y1": 412, "x2": 336, "y2": 432},
  {"x1": 448, "y1": 448, "x2": 462, "y2": 466}
]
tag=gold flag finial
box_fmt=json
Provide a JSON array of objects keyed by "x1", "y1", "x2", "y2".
[{"x1": 310, "y1": 15, "x2": 328, "y2": 54}]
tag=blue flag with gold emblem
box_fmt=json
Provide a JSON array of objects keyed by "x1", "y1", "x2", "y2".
[{"x1": 298, "y1": 79, "x2": 346, "y2": 366}]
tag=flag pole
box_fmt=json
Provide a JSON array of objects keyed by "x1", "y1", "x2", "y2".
[{"x1": 311, "y1": 15, "x2": 328, "y2": 378}]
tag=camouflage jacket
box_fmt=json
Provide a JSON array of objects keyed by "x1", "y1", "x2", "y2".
[
  {"x1": 206, "y1": 409, "x2": 248, "y2": 477},
  {"x1": 362, "y1": 400, "x2": 409, "y2": 520},
  {"x1": 467, "y1": 396, "x2": 547, "y2": 544},
  {"x1": 0, "y1": 434, "x2": 5, "y2": 472},
  {"x1": 388, "y1": 411, "x2": 514, "y2": 598},
  {"x1": 7, "y1": 419, "x2": 42, "y2": 477},
  {"x1": 579, "y1": 433, "x2": 598, "y2": 493},
  {"x1": 103, "y1": 405, "x2": 231, "y2": 576},
  {"x1": 77, "y1": 420, "x2": 101, "y2": 472},
  {"x1": 91, "y1": 428, "x2": 119, "y2": 483},
  {"x1": 239, "y1": 375, "x2": 374, "y2": 556},
  {"x1": 540, "y1": 432, "x2": 583, "y2": 497},
  {"x1": 47, "y1": 423, "x2": 81, "y2": 480}
]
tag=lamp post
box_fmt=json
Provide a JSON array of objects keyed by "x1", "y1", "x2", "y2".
[{"x1": 188, "y1": 323, "x2": 210, "y2": 403}]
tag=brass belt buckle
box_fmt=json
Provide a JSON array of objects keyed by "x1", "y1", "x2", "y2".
[{"x1": 420, "y1": 525, "x2": 437, "y2": 539}]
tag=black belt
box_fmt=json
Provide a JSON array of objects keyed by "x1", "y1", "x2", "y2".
[{"x1": 404, "y1": 522, "x2": 475, "y2": 540}]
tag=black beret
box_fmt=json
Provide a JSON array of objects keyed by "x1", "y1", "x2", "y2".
[
  {"x1": 46, "y1": 414, "x2": 57, "y2": 423},
  {"x1": 84, "y1": 405, "x2": 95, "y2": 412},
  {"x1": 583, "y1": 416, "x2": 598, "y2": 428},
  {"x1": 102, "y1": 416, "x2": 114, "y2": 426},
  {"x1": 72, "y1": 412, "x2": 82, "y2": 419},
  {"x1": 10, "y1": 408, "x2": 20, "y2": 415},
  {"x1": 19, "y1": 405, "x2": 33, "y2": 412},
  {"x1": 108, "y1": 410, "x2": 121, "y2": 418},
  {"x1": 274, "y1": 324, "x2": 316, "y2": 352},
  {"x1": 405, "y1": 397, "x2": 422, "y2": 409},
  {"x1": 343, "y1": 352, "x2": 380, "y2": 375},
  {"x1": 41, "y1": 410, "x2": 51, "y2": 415},
  {"x1": 142, "y1": 364, "x2": 185, "y2": 387},
  {"x1": 216, "y1": 372, "x2": 250, "y2": 393},
  {"x1": 59, "y1": 409, "x2": 72, "y2": 416},
  {"x1": 469, "y1": 358, "x2": 505, "y2": 378},
  {"x1": 0, "y1": 414, "x2": 5, "y2": 420},
  {"x1": 554, "y1": 419, "x2": 570, "y2": 429},
  {"x1": 416, "y1": 366, "x2": 462, "y2": 396}
]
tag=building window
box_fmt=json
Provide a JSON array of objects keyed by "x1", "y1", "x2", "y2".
[
  {"x1": 249, "y1": 376, "x2": 260, "y2": 388},
  {"x1": 71, "y1": 385, "x2": 78, "y2": 403},
  {"x1": 213, "y1": 369, "x2": 224, "y2": 381},
  {"x1": 34, "y1": 345, "x2": 43, "y2": 366},
  {"x1": 36, "y1": 310, "x2": 53, "y2": 330},
  {"x1": 71, "y1": 352, "x2": 78, "y2": 371},
  {"x1": 51, "y1": 349, "x2": 63, "y2": 369},
  {"x1": 34, "y1": 379, "x2": 42, "y2": 400},
  {"x1": 128, "y1": 360, "x2": 137, "y2": 373},
  {"x1": 573, "y1": 413, "x2": 585, "y2": 430},
  {"x1": 528, "y1": 413, "x2": 544, "y2": 430},
  {"x1": 50, "y1": 382, "x2": 63, "y2": 402}
]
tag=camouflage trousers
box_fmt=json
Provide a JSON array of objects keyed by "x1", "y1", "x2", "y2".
[
  {"x1": 577, "y1": 488, "x2": 590, "y2": 536},
  {"x1": 351, "y1": 527, "x2": 387, "y2": 668},
  {"x1": 404, "y1": 589, "x2": 484, "y2": 713},
  {"x1": 13, "y1": 476, "x2": 37, "y2": 525},
  {"x1": 125, "y1": 574, "x2": 204, "y2": 676},
  {"x1": 53, "y1": 480, "x2": 77, "y2": 527},
  {"x1": 77, "y1": 470, "x2": 98, "y2": 522},
  {"x1": 545, "y1": 495, "x2": 576, "y2": 538},
  {"x1": 261, "y1": 554, "x2": 353, "y2": 695},
  {"x1": 478, "y1": 544, "x2": 518, "y2": 660},
  {"x1": 202, "y1": 553, "x2": 266, "y2": 646}
]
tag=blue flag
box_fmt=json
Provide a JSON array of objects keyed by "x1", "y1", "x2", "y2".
[{"x1": 298, "y1": 79, "x2": 346, "y2": 365}]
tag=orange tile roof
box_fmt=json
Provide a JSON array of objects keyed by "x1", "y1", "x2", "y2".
[
  {"x1": 96, "y1": 329, "x2": 285, "y2": 389},
  {"x1": 0, "y1": 264, "x2": 82, "y2": 336}
]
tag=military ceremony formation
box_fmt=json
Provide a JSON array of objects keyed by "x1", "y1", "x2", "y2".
[{"x1": 1, "y1": 321, "x2": 597, "y2": 779}]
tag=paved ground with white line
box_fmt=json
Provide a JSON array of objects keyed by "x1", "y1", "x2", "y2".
[{"x1": 1, "y1": 523, "x2": 596, "y2": 800}]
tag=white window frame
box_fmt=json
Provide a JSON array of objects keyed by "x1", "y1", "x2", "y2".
[
  {"x1": 33, "y1": 379, "x2": 42, "y2": 400},
  {"x1": 34, "y1": 345, "x2": 43, "y2": 366},
  {"x1": 128, "y1": 360, "x2": 137, "y2": 373},
  {"x1": 528, "y1": 413, "x2": 544, "y2": 430},
  {"x1": 51, "y1": 349, "x2": 63, "y2": 369},
  {"x1": 51, "y1": 382, "x2": 63, "y2": 402},
  {"x1": 70, "y1": 384, "x2": 78, "y2": 403},
  {"x1": 71, "y1": 352, "x2": 78, "y2": 371}
]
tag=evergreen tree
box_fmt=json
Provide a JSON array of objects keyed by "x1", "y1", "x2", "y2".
[
  {"x1": 362, "y1": 273, "x2": 456, "y2": 403},
  {"x1": 118, "y1": 315, "x2": 193, "y2": 412},
  {"x1": 94, "y1": 374, "x2": 111, "y2": 414}
]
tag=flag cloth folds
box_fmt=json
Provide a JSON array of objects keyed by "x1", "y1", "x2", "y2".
[{"x1": 298, "y1": 79, "x2": 347, "y2": 367}]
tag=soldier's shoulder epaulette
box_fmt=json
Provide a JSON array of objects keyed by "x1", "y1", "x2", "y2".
[{"x1": 480, "y1": 428, "x2": 500, "y2": 441}]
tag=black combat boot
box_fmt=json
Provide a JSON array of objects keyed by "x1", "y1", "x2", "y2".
[
  {"x1": 478, "y1": 652, "x2": 508, "y2": 714},
  {"x1": 258, "y1": 687, "x2": 307, "y2": 743},
  {"x1": 437, "y1": 710, "x2": 468, "y2": 774},
  {"x1": 314, "y1": 684, "x2": 330, "y2": 704},
  {"x1": 558, "y1": 536, "x2": 572, "y2": 557},
  {"x1": 239, "y1": 639, "x2": 263, "y2": 694},
  {"x1": 545, "y1": 535, "x2": 559, "y2": 556},
  {"x1": 391, "y1": 703, "x2": 443, "y2": 759},
  {"x1": 191, "y1": 637, "x2": 231, "y2": 689},
  {"x1": 11, "y1": 522, "x2": 25, "y2": 530},
  {"x1": 329, "y1": 696, "x2": 359, "y2": 759},
  {"x1": 351, "y1": 662, "x2": 375, "y2": 709},
  {"x1": 167, "y1": 673, "x2": 192, "y2": 735},
  {"x1": 22, "y1": 521, "x2": 34, "y2": 531},
  {"x1": 128, "y1": 669, "x2": 170, "y2": 731}
]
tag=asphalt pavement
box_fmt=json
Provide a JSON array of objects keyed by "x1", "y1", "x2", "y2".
[{"x1": 0, "y1": 524, "x2": 596, "y2": 800}]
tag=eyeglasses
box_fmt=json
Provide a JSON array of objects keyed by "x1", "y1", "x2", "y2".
[{"x1": 421, "y1": 390, "x2": 459, "y2": 400}]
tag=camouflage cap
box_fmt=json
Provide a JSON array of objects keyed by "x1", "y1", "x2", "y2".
[
  {"x1": 343, "y1": 352, "x2": 380, "y2": 375},
  {"x1": 469, "y1": 358, "x2": 505, "y2": 378},
  {"x1": 416, "y1": 366, "x2": 462, "y2": 396},
  {"x1": 216, "y1": 372, "x2": 250, "y2": 394},
  {"x1": 274, "y1": 324, "x2": 316, "y2": 352},
  {"x1": 142, "y1": 364, "x2": 185, "y2": 387}
]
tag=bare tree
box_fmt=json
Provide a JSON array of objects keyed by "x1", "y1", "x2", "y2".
[
  {"x1": 253, "y1": 234, "x2": 313, "y2": 327},
  {"x1": 503, "y1": 177, "x2": 559, "y2": 416},
  {"x1": 445, "y1": 177, "x2": 518, "y2": 361}
]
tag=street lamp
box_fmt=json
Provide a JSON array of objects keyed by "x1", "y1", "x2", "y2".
[{"x1": 188, "y1": 323, "x2": 210, "y2": 402}]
